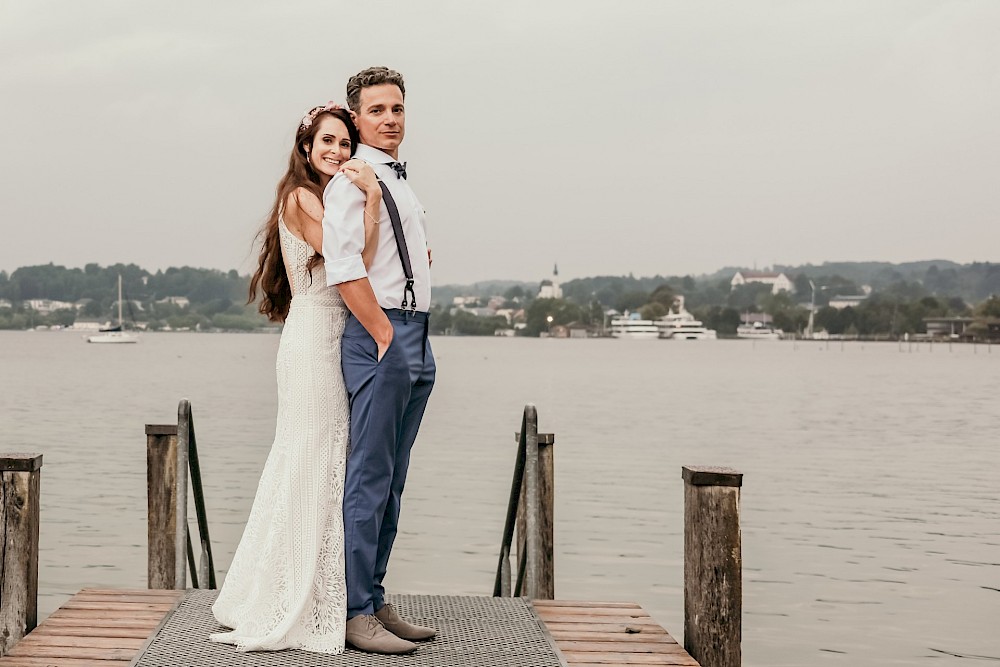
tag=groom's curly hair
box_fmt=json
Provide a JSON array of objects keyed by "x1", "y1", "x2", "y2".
[{"x1": 346, "y1": 66, "x2": 405, "y2": 112}]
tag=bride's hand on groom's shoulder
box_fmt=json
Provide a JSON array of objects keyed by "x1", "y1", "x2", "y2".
[{"x1": 340, "y1": 159, "x2": 380, "y2": 197}]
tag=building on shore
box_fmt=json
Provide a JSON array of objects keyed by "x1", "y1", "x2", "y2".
[
  {"x1": 24, "y1": 299, "x2": 77, "y2": 314},
  {"x1": 730, "y1": 271, "x2": 794, "y2": 294},
  {"x1": 924, "y1": 317, "x2": 975, "y2": 339}
]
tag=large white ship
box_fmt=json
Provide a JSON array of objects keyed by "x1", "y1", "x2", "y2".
[
  {"x1": 656, "y1": 296, "x2": 717, "y2": 340},
  {"x1": 609, "y1": 314, "x2": 660, "y2": 339}
]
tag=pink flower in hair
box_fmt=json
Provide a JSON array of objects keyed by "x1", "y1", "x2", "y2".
[{"x1": 300, "y1": 101, "x2": 347, "y2": 130}]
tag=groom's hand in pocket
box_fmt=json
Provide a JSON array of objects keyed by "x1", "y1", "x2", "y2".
[{"x1": 376, "y1": 325, "x2": 394, "y2": 362}]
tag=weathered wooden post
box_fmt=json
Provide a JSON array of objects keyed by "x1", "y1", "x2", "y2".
[
  {"x1": 146, "y1": 425, "x2": 178, "y2": 589},
  {"x1": 683, "y1": 465, "x2": 743, "y2": 667},
  {"x1": 0, "y1": 453, "x2": 42, "y2": 657},
  {"x1": 516, "y1": 432, "x2": 555, "y2": 599}
]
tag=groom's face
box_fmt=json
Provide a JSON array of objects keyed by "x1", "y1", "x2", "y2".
[{"x1": 354, "y1": 84, "x2": 405, "y2": 156}]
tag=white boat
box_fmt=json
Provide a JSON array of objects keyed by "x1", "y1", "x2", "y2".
[
  {"x1": 609, "y1": 315, "x2": 660, "y2": 339},
  {"x1": 656, "y1": 296, "x2": 717, "y2": 340},
  {"x1": 88, "y1": 275, "x2": 139, "y2": 344},
  {"x1": 736, "y1": 320, "x2": 783, "y2": 340}
]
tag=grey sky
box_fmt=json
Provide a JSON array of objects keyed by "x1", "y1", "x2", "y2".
[{"x1": 1, "y1": 1, "x2": 997, "y2": 285}]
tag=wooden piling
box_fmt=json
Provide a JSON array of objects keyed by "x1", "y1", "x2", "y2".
[
  {"x1": 683, "y1": 465, "x2": 742, "y2": 667},
  {"x1": 145, "y1": 425, "x2": 178, "y2": 590},
  {"x1": 0, "y1": 453, "x2": 42, "y2": 657},
  {"x1": 516, "y1": 433, "x2": 555, "y2": 599}
]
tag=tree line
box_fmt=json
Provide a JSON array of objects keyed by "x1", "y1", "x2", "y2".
[
  {"x1": 0, "y1": 263, "x2": 266, "y2": 331},
  {"x1": 2, "y1": 260, "x2": 998, "y2": 337},
  {"x1": 431, "y1": 262, "x2": 1000, "y2": 338}
]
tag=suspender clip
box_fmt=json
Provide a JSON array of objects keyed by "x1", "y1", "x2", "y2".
[{"x1": 402, "y1": 279, "x2": 417, "y2": 313}]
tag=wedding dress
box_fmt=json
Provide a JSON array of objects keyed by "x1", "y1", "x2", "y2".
[{"x1": 211, "y1": 216, "x2": 349, "y2": 654}]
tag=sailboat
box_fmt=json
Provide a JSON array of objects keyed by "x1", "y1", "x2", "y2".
[{"x1": 87, "y1": 275, "x2": 139, "y2": 344}]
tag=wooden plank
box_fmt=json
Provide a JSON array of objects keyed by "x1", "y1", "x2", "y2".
[
  {"x1": 535, "y1": 605, "x2": 651, "y2": 617},
  {"x1": 0, "y1": 659, "x2": 130, "y2": 667},
  {"x1": 567, "y1": 663, "x2": 695, "y2": 667},
  {"x1": 534, "y1": 600, "x2": 642, "y2": 609},
  {"x1": 45, "y1": 613, "x2": 165, "y2": 622},
  {"x1": 4, "y1": 645, "x2": 137, "y2": 660},
  {"x1": 549, "y1": 631, "x2": 678, "y2": 643},
  {"x1": 70, "y1": 593, "x2": 184, "y2": 604},
  {"x1": 75, "y1": 589, "x2": 181, "y2": 598},
  {"x1": 7, "y1": 634, "x2": 146, "y2": 651},
  {"x1": 562, "y1": 651, "x2": 699, "y2": 665},
  {"x1": 26, "y1": 625, "x2": 153, "y2": 639},
  {"x1": 558, "y1": 641, "x2": 691, "y2": 654},
  {"x1": 39, "y1": 617, "x2": 160, "y2": 629},
  {"x1": 61, "y1": 601, "x2": 178, "y2": 612},
  {"x1": 535, "y1": 613, "x2": 664, "y2": 625}
]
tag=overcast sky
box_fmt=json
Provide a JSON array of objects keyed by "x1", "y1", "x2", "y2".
[{"x1": 1, "y1": 1, "x2": 997, "y2": 284}]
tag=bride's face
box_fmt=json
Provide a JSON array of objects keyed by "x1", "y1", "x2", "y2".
[{"x1": 306, "y1": 115, "x2": 352, "y2": 182}]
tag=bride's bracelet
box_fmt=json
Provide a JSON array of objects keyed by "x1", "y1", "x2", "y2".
[{"x1": 365, "y1": 210, "x2": 381, "y2": 226}]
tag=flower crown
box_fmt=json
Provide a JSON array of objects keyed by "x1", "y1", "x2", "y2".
[{"x1": 299, "y1": 101, "x2": 348, "y2": 131}]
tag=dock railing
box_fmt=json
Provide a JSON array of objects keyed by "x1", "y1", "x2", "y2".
[
  {"x1": 145, "y1": 399, "x2": 216, "y2": 590},
  {"x1": 493, "y1": 404, "x2": 555, "y2": 599}
]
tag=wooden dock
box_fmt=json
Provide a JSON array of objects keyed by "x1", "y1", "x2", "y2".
[
  {"x1": 0, "y1": 590, "x2": 697, "y2": 666},
  {"x1": 0, "y1": 589, "x2": 184, "y2": 667},
  {"x1": 0, "y1": 412, "x2": 739, "y2": 666}
]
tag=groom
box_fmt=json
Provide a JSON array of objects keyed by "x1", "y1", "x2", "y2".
[{"x1": 322, "y1": 66, "x2": 436, "y2": 655}]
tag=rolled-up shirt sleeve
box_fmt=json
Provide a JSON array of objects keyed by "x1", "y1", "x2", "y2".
[{"x1": 322, "y1": 173, "x2": 368, "y2": 286}]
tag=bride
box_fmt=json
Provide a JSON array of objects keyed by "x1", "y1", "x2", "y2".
[{"x1": 210, "y1": 103, "x2": 382, "y2": 654}]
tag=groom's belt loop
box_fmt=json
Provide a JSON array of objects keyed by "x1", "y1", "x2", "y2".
[{"x1": 383, "y1": 308, "x2": 428, "y2": 323}]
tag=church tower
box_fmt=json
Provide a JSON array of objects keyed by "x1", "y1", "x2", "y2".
[{"x1": 538, "y1": 262, "x2": 563, "y2": 300}]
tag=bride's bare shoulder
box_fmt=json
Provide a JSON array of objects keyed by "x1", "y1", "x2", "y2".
[{"x1": 287, "y1": 187, "x2": 323, "y2": 225}]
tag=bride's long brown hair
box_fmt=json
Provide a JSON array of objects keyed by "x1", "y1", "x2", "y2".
[{"x1": 248, "y1": 107, "x2": 359, "y2": 322}]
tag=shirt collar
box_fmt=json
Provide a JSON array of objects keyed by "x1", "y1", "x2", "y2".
[{"x1": 354, "y1": 143, "x2": 402, "y2": 164}]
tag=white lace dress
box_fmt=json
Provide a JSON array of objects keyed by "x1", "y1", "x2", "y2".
[{"x1": 211, "y1": 218, "x2": 349, "y2": 654}]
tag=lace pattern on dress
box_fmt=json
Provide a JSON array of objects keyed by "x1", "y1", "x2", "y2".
[{"x1": 210, "y1": 215, "x2": 349, "y2": 654}]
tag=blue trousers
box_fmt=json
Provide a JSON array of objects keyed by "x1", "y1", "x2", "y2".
[{"x1": 341, "y1": 309, "x2": 435, "y2": 618}]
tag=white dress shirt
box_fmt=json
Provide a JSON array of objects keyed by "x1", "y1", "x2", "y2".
[{"x1": 322, "y1": 144, "x2": 431, "y2": 312}]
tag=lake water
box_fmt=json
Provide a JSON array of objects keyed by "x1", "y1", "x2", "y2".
[{"x1": 1, "y1": 330, "x2": 997, "y2": 665}]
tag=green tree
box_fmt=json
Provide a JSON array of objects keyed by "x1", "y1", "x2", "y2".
[
  {"x1": 975, "y1": 295, "x2": 1000, "y2": 318},
  {"x1": 727, "y1": 283, "x2": 772, "y2": 311},
  {"x1": 640, "y1": 302, "x2": 667, "y2": 320},
  {"x1": 428, "y1": 304, "x2": 452, "y2": 334},
  {"x1": 450, "y1": 311, "x2": 509, "y2": 335},
  {"x1": 81, "y1": 299, "x2": 104, "y2": 318},
  {"x1": 615, "y1": 290, "x2": 649, "y2": 313},
  {"x1": 696, "y1": 306, "x2": 741, "y2": 336},
  {"x1": 504, "y1": 285, "x2": 525, "y2": 302},
  {"x1": 648, "y1": 284, "x2": 676, "y2": 308}
]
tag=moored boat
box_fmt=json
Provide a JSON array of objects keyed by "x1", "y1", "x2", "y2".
[
  {"x1": 88, "y1": 275, "x2": 139, "y2": 344},
  {"x1": 609, "y1": 315, "x2": 660, "y2": 339},
  {"x1": 656, "y1": 296, "x2": 717, "y2": 340},
  {"x1": 736, "y1": 320, "x2": 783, "y2": 340}
]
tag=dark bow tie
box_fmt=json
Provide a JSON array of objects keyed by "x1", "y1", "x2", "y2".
[{"x1": 388, "y1": 161, "x2": 407, "y2": 179}]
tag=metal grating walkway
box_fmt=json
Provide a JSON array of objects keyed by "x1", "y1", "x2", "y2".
[{"x1": 131, "y1": 590, "x2": 566, "y2": 666}]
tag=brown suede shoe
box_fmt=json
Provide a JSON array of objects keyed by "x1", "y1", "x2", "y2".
[
  {"x1": 375, "y1": 603, "x2": 437, "y2": 641},
  {"x1": 345, "y1": 614, "x2": 417, "y2": 654}
]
